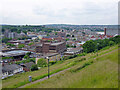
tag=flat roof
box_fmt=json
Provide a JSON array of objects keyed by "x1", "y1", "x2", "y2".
[
  {"x1": 36, "y1": 53, "x2": 59, "y2": 58},
  {"x1": 1, "y1": 50, "x2": 30, "y2": 57},
  {"x1": 51, "y1": 42, "x2": 64, "y2": 46},
  {"x1": 43, "y1": 53, "x2": 58, "y2": 57},
  {"x1": 8, "y1": 40, "x2": 30, "y2": 42},
  {"x1": 65, "y1": 47, "x2": 83, "y2": 53}
]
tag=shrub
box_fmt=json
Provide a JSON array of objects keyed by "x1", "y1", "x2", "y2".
[
  {"x1": 109, "y1": 41, "x2": 115, "y2": 46},
  {"x1": 31, "y1": 64, "x2": 38, "y2": 71},
  {"x1": 15, "y1": 58, "x2": 35, "y2": 65},
  {"x1": 49, "y1": 61, "x2": 56, "y2": 65},
  {"x1": 18, "y1": 44, "x2": 25, "y2": 48},
  {"x1": 23, "y1": 55, "x2": 29, "y2": 59},
  {"x1": 37, "y1": 58, "x2": 47, "y2": 67},
  {"x1": 77, "y1": 53, "x2": 86, "y2": 57}
]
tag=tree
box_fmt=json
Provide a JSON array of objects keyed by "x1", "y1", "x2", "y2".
[
  {"x1": 2, "y1": 38, "x2": 12, "y2": 43},
  {"x1": 55, "y1": 32, "x2": 58, "y2": 35},
  {"x1": 82, "y1": 35, "x2": 120, "y2": 54},
  {"x1": 2, "y1": 28, "x2": 5, "y2": 33},
  {"x1": 109, "y1": 41, "x2": 115, "y2": 46},
  {"x1": 26, "y1": 52, "x2": 31, "y2": 56},
  {"x1": 82, "y1": 32, "x2": 85, "y2": 35},
  {"x1": 28, "y1": 42, "x2": 34, "y2": 46},
  {"x1": 11, "y1": 28, "x2": 18, "y2": 32},
  {"x1": 6, "y1": 43, "x2": 15, "y2": 47},
  {"x1": 83, "y1": 40, "x2": 96, "y2": 53},
  {"x1": 73, "y1": 38, "x2": 76, "y2": 41},
  {"x1": 66, "y1": 44, "x2": 70, "y2": 48},
  {"x1": 31, "y1": 64, "x2": 38, "y2": 71},
  {"x1": 73, "y1": 45, "x2": 76, "y2": 48},
  {"x1": 18, "y1": 44, "x2": 25, "y2": 48},
  {"x1": 37, "y1": 58, "x2": 47, "y2": 67},
  {"x1": 48, "y1": 40, "x2": 51, "y2": 42},
  {"x1": 23, "y1": 30, "x2": 27, "y2": 34},
  {"x1": 23, "y1": 55, "x2": 29, "y2": 59},
  {"x1": 66, "y1": 34, "x2": 70, "y2": 37},
  {"x1": 47, "y1": 34, "x2": 50, "y2": 36},
  {"x1": 66, "y1": 38, "x2": 69, "y2": 41},
  {"x1": 72, "y1": 35, "x2": 74, "y2": 37}
]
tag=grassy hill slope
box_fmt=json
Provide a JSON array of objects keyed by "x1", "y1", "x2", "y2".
[
  {"x1": 25, "y1": 45, "x2": 118, "y2": 88},
  {"x1": 2, "y1": 45, "x2": 118, "y2": 88}
]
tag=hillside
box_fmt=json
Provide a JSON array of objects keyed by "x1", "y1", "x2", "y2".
[
  {"x1": 25, "y1": 45, "x2": 119, "y2": 88},
  {"x1": 2, "y1": 45, "x2": 118, "y2": 88}
]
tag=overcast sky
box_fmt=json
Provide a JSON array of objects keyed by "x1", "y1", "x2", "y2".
[{"x1": 0, "y1": 0, "x2": 119, "y2": 25}]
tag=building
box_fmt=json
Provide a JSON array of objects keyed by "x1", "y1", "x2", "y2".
[
  {"x1": 105, "y1": 28, "x2": 119, "y2": 36},
  {"x1": 57, "y1": 32, "x2": 66, "y2": 37},
  {"x1": 20, "y1": 62, "x2": 35, "y2": 72},
  {"x1": 2, "y1": 64, "x2": 23, "y2": 79},
  {"x1": 8, "y1": 32, "x2": 17, "y2": 39},
  {"x1": 64, "y1": 47, "x2": 83, "y2": 57},
  {"x1": 36, "y1": 53, "x2": 62, "y2": 64},
  {"x1": 27, "y1": 32, "x2": 37, "y2": 37},
  {"x1": 8, "y1": 40, "x2": 30, "y2": 45},
  {"x1": 37, "y1": 35, "x2": 46, "y2": 39},
  {"x1": 41, "y1": 36, "x2": 64, "y2": 43},
  {"x1": 35, "y1": 42, "x2": 66, "y2": 54},
  {"x1": 0, "y1": 50, "x2": 31, "y2": 63},
  {"x1": 4, "y1": 30, "x2": 10, "y2": 38}
]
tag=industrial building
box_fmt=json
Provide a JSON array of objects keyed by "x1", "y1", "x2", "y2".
[
  {"x1": 104, "y1": 28, "x2": 119, "y2": 36},
  {"x1": 35, "y1": 42, "x2": 66, "y2": 54}
]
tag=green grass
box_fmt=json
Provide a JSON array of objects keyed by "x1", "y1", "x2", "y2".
[
  {"x1": 2, "y1": 45, "x2": 118, "y2": 88},
  {"x1": 24, "y1": 45, "x2": 118, "y2": 88},
  {"x1": 2, "y1": 53, "x2": 85, "y2": 88}
]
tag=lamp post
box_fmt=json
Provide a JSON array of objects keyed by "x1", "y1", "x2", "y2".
[
  {"x1": 46, "y1": 57, "x2": 50, "y2": 78},
  {"x1": 97, "y1": 43, "x2": 99, "y2": 56}
]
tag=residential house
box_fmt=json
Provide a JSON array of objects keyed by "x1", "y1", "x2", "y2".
[
  {"x1": 2, "y1": 64, "x2": 23, "y2": 79},
  {"x1": 20, "y1": 62, "x2": 35, "y2": 72}
]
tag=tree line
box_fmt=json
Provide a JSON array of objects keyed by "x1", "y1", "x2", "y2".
[{"x1": 82, "y1": 35, "x2": 120, "y2": 53}]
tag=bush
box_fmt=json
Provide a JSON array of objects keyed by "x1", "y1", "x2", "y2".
[
  {"x1": 49, "y1": 61, "x2": 56, "y2": 65},
  {"x1": 15, "y1": 58, "x2": 35, "y2": 65},
  {"x1": 6, "y1": 43, "x2": 15, "y2": 47},
  {"x1": 109, "y1": 41, "x2": 115, "y2": 46},
  {"x1": 31, "y1": 64, "x2": 38, "y2": 71},
  {"x1": 77, "y1": 53, "x2": 86, "y2": 57},
  {"x1": 37, "y1": 58, "x2": 47, "y2": 67},
  {"x1": 2, "y1": 57, "x2": 14, "y2": 60},
  {"x1": 18, "y1": 44, "x2": 25, "y2": 48},
  {"x1": 23, "y1": 55, "x2": 29, "y2": 59}
]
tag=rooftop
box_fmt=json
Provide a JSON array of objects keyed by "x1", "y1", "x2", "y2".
[
  {"x1": 2, "y1": 64, "x2": 22, "y2": 73},
  {"x1": 1, "y1": 50, "x2": 30, "y2": 57},
  {"x1": 65, "y1": 47, "x2": 83, "y2": 53},
  {"x1": 51, "y1": 42, "x2": 65, "y2": 46}
]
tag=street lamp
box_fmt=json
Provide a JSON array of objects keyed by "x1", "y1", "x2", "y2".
[
  {"x1": 97, "y1": 43, "x2": 99, "y2": 56},
  {"x1": 46, "y1": 57, "x2": 50, "y2": 78}
]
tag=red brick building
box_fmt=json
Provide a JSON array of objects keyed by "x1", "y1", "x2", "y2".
[{"x1": 35, "y1": 42, "x2": 66, "y2": 54}]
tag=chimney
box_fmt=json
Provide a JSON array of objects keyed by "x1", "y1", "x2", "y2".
[
  {"x1": 104, "y1": 28, "x2": 106, "y2": 35},
  {"x1": 2, "y1": 62, "x2": 4, "y2": 66}
]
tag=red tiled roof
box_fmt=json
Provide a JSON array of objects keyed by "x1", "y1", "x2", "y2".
[{"x1": 91, "y1": 36, "x2": 95, "y2": 38}]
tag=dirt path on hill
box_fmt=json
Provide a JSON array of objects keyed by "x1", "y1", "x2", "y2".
[
  {"x1": 94, "y1": 49, "x2": 118, "y2": 60},
  {"x1": 19, "y1": 68, "x2": 71, "y2": 88},
  {"x1": 19, "y1": 47, "x2": 118, "y2": 88}
]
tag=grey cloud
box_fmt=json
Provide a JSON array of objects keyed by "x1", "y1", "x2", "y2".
[{"x1": 33, "y1": 7, "x2": 68, "y2": 18}]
